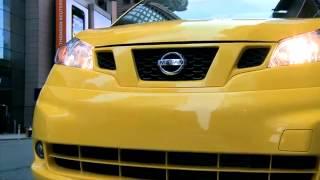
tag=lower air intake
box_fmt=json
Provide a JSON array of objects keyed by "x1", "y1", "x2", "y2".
[{"x1": 48, "y1": 144, "x2": 319, "y2": 180}]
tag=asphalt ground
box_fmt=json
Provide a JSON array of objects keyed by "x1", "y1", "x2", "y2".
[{"x1": 0, "y1": 139, "x2": 33, "y2": 180}]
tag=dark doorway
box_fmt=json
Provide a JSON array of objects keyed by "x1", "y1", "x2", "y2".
[{"x1": 0, "y1": 90, "x2": 11, "y2": 133}]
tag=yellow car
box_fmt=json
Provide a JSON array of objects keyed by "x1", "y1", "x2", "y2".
[{"x1": 32, "y1": 0, "x2": 320, "y2": 179}]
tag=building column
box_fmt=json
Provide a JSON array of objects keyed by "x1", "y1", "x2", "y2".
[
  {"x1": 25, "y1": 0, "x2": 55, "y2": 129},
  {"x1": 111, "y1": 0, "x2": 118, "y2": 22}
]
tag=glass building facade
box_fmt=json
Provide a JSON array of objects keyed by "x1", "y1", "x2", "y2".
[
  {"x1": 0, "y1": 0, "x2": 25, "y2": 133},
  {"x1": 0, "y1": 0, "x2": 135, "y2": 133}
]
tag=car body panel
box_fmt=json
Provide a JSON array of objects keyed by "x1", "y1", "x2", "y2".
[
  {"x1": 34, "y1": 79, "x2": 320, "y2": 154},
  {"x1": 32, "y1": 18, "x2": 320, "y2": 179},
  {"x1": 77, "y1": 19, "x2": 320, "y2": 46}
]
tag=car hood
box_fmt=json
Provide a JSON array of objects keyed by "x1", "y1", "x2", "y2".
[{"x1": 77, "y1": 19, "x2": 320, "y2": 47}]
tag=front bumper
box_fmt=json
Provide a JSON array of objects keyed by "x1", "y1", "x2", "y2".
[
  {"x1": 32, "y1": 83, "x2": 320, "y2": 179},
  {"x1": 32, "y1": 160, "x2": 120, "y2": 180}
]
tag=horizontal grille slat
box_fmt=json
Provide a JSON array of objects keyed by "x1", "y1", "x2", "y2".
[
  {"x1": 48, "y1": 144, "x2": 319, "y2": 180},
  {"x1": 133, "y1": 48, "x2": 218, "y2": 81}
]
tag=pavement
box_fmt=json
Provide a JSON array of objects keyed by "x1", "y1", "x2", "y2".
[{"x1": 0, "y1": 137, "x2": 33, "y2": 180}]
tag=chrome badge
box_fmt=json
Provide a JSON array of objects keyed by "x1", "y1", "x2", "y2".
[{"x1": 158, "y1": 52, "x2": 186, "y2": 76}]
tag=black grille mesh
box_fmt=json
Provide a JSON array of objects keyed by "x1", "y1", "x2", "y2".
[
  {"x1": 49, "y1": 144, "x2": 318, "y2": 180},
  {"x1": 133, "y1": 48, "x2": 218, "y2": 81},
  {"x1": 237, "y1": 48, "x2": 270, "y2": 68},
  {"x1": 97, "y1": 52, "x2": 116, "y2": 70}
]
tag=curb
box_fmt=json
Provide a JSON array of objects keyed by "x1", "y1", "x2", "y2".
[{"x1": 0, "y1": 137, "x2": 31, "y2": 141}]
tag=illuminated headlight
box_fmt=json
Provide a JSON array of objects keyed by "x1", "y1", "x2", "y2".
[
  {"x1": 269, "y1": 30, "x2": 320, "y2": 68},
  {"x1": 55, "y1": 38, "x2": 93, "y2": 70}
]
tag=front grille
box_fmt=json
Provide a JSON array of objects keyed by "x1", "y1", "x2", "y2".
[
  {"x1": 133, "y1": 48, "x2": 218, "y2": 81},
  {"x1": 237, "y1": 48, "x2": 270, "y2": 68},
  {"x1": 47, "y1": 144, "x2": 319, "y2": 180}
]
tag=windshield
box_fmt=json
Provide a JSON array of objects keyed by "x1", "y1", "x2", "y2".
[{"x1": 114, "y1": 0, "x2": 320, "y2": 26}]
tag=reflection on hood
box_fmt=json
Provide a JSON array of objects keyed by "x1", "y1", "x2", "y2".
[{"x1": 149, "y1": 0, "x2": 189, "y2": 11}]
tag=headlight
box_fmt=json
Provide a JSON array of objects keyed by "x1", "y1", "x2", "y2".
[
  {"x1": 55, "y1": 38, "x2": 93, "y2": 70},
  {"x1": 269, "y1": 30, "x2": 320, "y2": 68}
]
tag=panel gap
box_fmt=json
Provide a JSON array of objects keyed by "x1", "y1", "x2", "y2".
[
  {"x1": 78, "y1": 146, "x2": 83, "y2": 173},
  {"x1": 165, "y1": 152, "x2": 168, "y2": 180},
  {"x1": 268, "y1": 155, "x2": 272, "y2": 180},
  {"x1": 217, "y1": 154, "x2": 220, "y2": 180},
  {"x1": 118, "y1": 149, "x2": 122, "y2": 177}
]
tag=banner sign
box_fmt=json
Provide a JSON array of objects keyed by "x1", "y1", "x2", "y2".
[{"x1": 56, "y1": 0, "x2": 67, "y2": 49}]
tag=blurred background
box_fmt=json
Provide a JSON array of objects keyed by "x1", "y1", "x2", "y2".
[
  {"x1": 0, "y1": 0, "x2": 139, "y2": 135},
  {"x1": 0, "y1": 2, "x2": 141, "y2": 179}
]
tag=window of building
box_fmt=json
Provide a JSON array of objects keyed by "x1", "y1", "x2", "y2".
[
  {"x1": 96, "y1": 0, "x2": 107, "y2": 11},
  {"x1": 123, "y1": 0, "x2": 131, "y2": 5},
  {"x1": 0, "y1": 0, "x2": 3, "y2": 59}
]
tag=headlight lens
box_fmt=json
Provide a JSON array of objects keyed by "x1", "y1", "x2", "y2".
[
  {"x1": 269, "y1": 31, "x2": 320, "y2": 68},
  {"x1": 55, "y1": 38, "x2": 93, "y2": 70}
]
